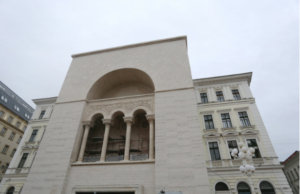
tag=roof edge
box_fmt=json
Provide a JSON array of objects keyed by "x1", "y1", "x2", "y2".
[
  {"x1": 32, "y1": 97, "x2": 57, "y2": 105},
  {"x1": 71, "y1": 36, "x2": 187, "y2": 58}
]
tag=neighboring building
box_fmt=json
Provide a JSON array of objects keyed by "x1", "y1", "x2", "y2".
[
  {"x1": 281, "y1": 151, "x2": 299, "y2": 194},
  {"x1": 0, "y1": 97, "x2": 56, "y2": 193},
  {"x1": 0, "y1": 37, "x2": 292, "y2": 194},
  {"x1": 194, "y1": 74, "x2": 292, "y2": 194},
  {"x1": 0, "y1": 81, "x2": 34, "y2": 181}
]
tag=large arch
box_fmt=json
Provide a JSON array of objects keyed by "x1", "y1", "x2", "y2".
[{"x1": 86, "y1": 68, "x2": 155, "y2": 100}]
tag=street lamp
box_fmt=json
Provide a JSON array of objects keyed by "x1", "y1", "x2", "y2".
[{"x1": 231, "y1": 142, "x2": 256, "y2": 193}]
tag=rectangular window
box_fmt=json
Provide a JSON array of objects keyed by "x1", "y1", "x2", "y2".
[
  {"x1": 221, "y1": 113, "x2": 232, "y2": 128},
  {"x1": 294, "y1": 168, "x2": 299, "y2": 179},
  {"x1": 216, "y1": 91, "x2": 225, "y2": 102},
  {"x1": 227, "y1": 140, "x2": 238, "y2": 159},
  {"x1": 23, "y1": 126, "x2": 27, "y2": 131},
  {"x1": 39, "y1": 110, "x2": 45, "y2": 119},
  {"x1": 29, "y1": 130, "x2": 38, "y2": 142},
  {"x1": 204, "y1": 115, "x2": 214, "y2": 129},
  {"x1": 17, "y1": 136, "x2": 22, "y2": 144},
  {"x1": 14, "y1": 105, "x2": 20, "y2": 112},
  {"x1": 10, "y1": 149, "x2": 16, "y2": 157},
  {"x1": 200, "y1": 93, "x2": 208, "y2": 103},
  {"x1": 18, "y1": 153, "x2": 28, "y2": 168},
  {"x1": 15, "y1": 121, "x2": 21, "y2": 128},
  {"x1": 209, "y1": 142, "x2": 221, "y2": 160},
  {"x1": 9, "y1": 132, "x2": 15, "y2": 140},
  {"x1": 0, "y1": 111, "x2": 4, "y2": 118},
  {"x1": 238, "y1": 112, "x2": 251, "y2": 126},
  {"x1": 232, "y1": 90, "x2": 241, "y2": 100},
  {"x1": 247, "y1": 139, "x2": 261, "y2": 158},
  {"x1": 0, "y1": 128, "x2": 7, "y2": 136},
  {"x1": 7, "y1": 116, "x2": 13, "y2": 123},
  {"x1": 1, "y1": 145, "x2": 9, "y2": 154}
]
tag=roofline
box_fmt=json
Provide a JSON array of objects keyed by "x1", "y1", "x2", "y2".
[
  {"x1": 32, "y1": 97, "x2": 57, "y2": 105},
  {"x1": 193, "y1": 72, "x2": 253, "y2": 86},
  {"x1": 280, "y1": 150, "x2": 299, "y2": 164},
  {"x1": 71, "y1": 36, "x2": 188, "y2": 58}
]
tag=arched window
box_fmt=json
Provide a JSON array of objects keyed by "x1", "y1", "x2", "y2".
[
  {"x1": 6, "y1": 187, "x2": 15, "y2": 194},
  {"x1": 260, "y1": 181, "x2": 275, "y2": 194},
  {"x1": 216, "y1": 182, "x2": 229, "y2": 191},
  {"x1": 237, "y1": 182, "x2": 251, "y2": 194}
]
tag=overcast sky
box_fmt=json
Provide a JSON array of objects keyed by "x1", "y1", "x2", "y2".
[{"x1": 0, "y1": 1, "x2": 298, "y2": 161}]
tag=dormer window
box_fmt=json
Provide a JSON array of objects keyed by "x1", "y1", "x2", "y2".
[{"x1": 14, "y1": 105, "x2": 20, "y2": 112}]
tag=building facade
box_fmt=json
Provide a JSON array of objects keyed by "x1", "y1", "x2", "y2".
[
  {"x1": 0, "y1": 97, "x2": 56, "y2": 194},
  {"x1": 281, "y1": 151, "x2": 299, "y2": 194},
  {"x1": 0, "y1": 81, "x2": 34, "y2": 181},
  {"x1": 0, "y1": 37, "x2": 292, "y2": 194}
]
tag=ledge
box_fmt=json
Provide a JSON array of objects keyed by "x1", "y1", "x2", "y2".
[
  {"x1": 203, "y1": 128, "x2": 218, "y2": 133},
  {"x1": 221, "y1": 127, "x2": 237, "y2": 131},
  {"x1": 239, "y1": 125, "x2": 255, "y2": 130},
  {"x1": 71, "y1": 159, "x2": 155, "y2": 166}
]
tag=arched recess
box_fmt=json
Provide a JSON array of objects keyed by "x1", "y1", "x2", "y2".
[
  {"x1": 6, "y1": 187, "x2": 15, "y2": 194},
  {"x1": 260, "y1": 181, "x2": 276, "y2": 194},
  {"x1": 86, "y1": 68, "x2": 155, "y2": 100},
  {"x1": 237, "y1": 182, "x2": 251, "y2": 194},
  {"x1": 215, "y1": 182, "x2": 230, "y2": 194}
]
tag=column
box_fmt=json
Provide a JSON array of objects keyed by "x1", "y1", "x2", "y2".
[
  {"x1": 226, "y1": 85, "x2": 233, "y2": 100},
  {"x1": 78, "y1": 122, "x2": 92, "y2": 162},
  {"x1": 100, "y1": 119, "x2": 111, "y2": 162},
  {"x1": 238, "y1": 84, "x2": 246, "y2": 99},
  {"x1": 44, "y1": 106, "x2": 52, "y2": 119},
  {"x1": 146, "y1": 114, "x2": 155, "y2": 160},
  {"x1": 123, "y1": 117, "x2": 134, "y2": 161},
  {"x1": 209, "y1": 87, "x2": 217, "y2": 102}
]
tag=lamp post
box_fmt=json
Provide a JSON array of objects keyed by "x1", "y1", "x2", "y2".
[{"x1": 231, "y1": 142, "x2": 256, "y2": 193}]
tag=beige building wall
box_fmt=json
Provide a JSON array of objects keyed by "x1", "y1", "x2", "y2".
[
  {"x1": 0, "y1": 97, "x2": 56, "y2": 194},
  {"x1": 0, "y1": 104, "x2": 26, "y2": 181}
]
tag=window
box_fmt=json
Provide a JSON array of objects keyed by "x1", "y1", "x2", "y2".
[
  {"x1": 0, "y1": 110, "x2": 4, "y2": 118},
  {"x1": 23, "y1": 126, "x2": 27, "y2": 131},
  {"x1": 9, "y1": 132, "x2": 15, "y2": 140},
  {"x1": 7, "y1": 116, "x2": 13, "y2": 123},
  {"x1": 294, "y1": 168, "x2": 299, "y2": 179},
  {"x1": 25, "y1": 113, "x2": 30, "y2": 119},
  {"x1": 29, "y1": 130, "x2": 38, "y2": 142},
  {"x1": 10, "y1": 149, "x2": 16, "y2": 157},
  {"x1": 39, "y1": 110, "x2": 45, "y2": 119},
  {"x1": 14, "y1": 105, "x2": 20, "y2": 112},
  {"x1": 15, "y1": 121, "x2": 21, "y2": 128},
  {"x1": 18, "y1": 153, "x2": 28, "y2": 168},
  {"x1": 209, "y1": 142, "x2": 221, "y2": 160},
  {"x1": 0, "y1": 128, "x2": 7, "y2": 136},
  {"x1": 291, "y1": 171, "x2": 295, "y2": 180},
  {"x1": 2, "y1": 145, "x2": 9, "y2": 154},
  {"x1": 17, "y1": 136, "x2": 22, "y2": 144},
  {"x1": 260, "y1": 181, "x2": 275, "y2": 194},
  {"x1": 221, "y1": 113, "x2": 232, "y2": 128},
  {"x1": 232, "y1": 90, "x2": 241, "y2": 100},
  {"x1": 247, "y1": 139, "x2": 261, "y2": 158},
  {"x1": 216, "y1": 91, "x2": 225, "y2": 102},
  {"x1": 6, "y1": 187, "x2": 15, "y2": 194},
  {"x1": 2, "y1": 163, "x2": 9, "y2": 173},
  {"x1": 227, "y1": 140, "x2": 238, "y2": 159},
  {"x1": 200, "y1": 93, "x2": 208, "y2": 103},
  {"x1": 238, "y1": 112, "x2": 251, "y2": 126},
  {"x1": 1, "y1": 95, "x2": 8, "y2": 103},
  {"x1": 204, "y1": 115, "x2": 215, "y2": 129},
  {"x1": 237, "y1": 182, "x2": 251, "y2": 194},
  {"x1": 215, "y1": 182, "x2": 229, "y2": 191}
]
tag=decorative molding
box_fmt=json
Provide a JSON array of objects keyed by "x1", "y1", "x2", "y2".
[
  {"x1": 102, "y1": 119, "x2": 112, "y2": 125},
  {"x1": 198, "y1": 87, "x2": 207, "y2": 92},
  {"x1": 203, "y1": 132, "x2": 221, "y2": 138},
  {"x1": 234, "y1": 107, "x2": 249, "y2": 111},
  {"x1": 221, "y1": 127, "x2": 237, "y2": 132},
  {"x1": 203, "y1": 128, "x2": 218, "y2": 133},
  {"x1": 217, "y1": 109, "x2": 232, "y2": 113},
  {"x1": 239, "y1": 125, "x2": 255, "y2": 130},
  {"x1": 146, "y1": 114, "x2": 155, "y2": 121},
  {"x1": 123, "y1": 116, "x2": 134, "y2": 123},
  {"x1": 82, "y1": 121, "x2": 94, "y2": 127},
  {"x1": 200, "y1": 110, "x2": 214, "y2": 114},
  {"x1": 213, "y1": 86, "x2": 223, "y2": 90},
  {"x1": 222, "y1": 131, "x2": 239, "y2": 137},
  {"x1": 229, "y1": 84, "x2": 239, "y2": 89}
]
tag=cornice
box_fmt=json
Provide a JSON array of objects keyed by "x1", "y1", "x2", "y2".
[
  {"x1": 32, "y1": 97, "x2": 57, "y2": 105},
  {"x1": 0, "y1": 118, "x2": 24, "y2": 134},
  {"x1": 71, "y1": 36, "x2": 187, "y2": 58},
  {"x1": 193, "y1": 72, "x2": 252, "y2": 86},
  {"x1": 197, "y1": 98, "x2": 256, "y2": 108}
]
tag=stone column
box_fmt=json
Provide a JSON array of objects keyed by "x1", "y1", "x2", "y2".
[
  {"x1": 123, "y1": 116, "x2": 134, "y2": 161},
  {"x1": 100, "y1": 119, "x2": 112, "y2": 162},
  {"x1": 78, "y1": 121, "x2": 92, "y2": 162},
  {"x1": 238, "y1": 84, "x2": 246, "y2": 99},
  {"x1": 226, "y1": 85, "x2": 233, "y2": 100},
  {"x1": 146, "y1": 114, "x2": 155, "y2": 160}
]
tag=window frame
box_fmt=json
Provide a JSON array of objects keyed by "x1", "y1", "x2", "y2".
[
  {"x1": 232, "y1": 89, "x2": 241, "y2": 100},
  {"x1": 200, "y1": 93, "x2": 209, "y2": 104},
  {"x1": 216, "y1": 91, "x2": 225, "y2": 102},
  {"x1": 227, "y1": 139, "x2": 239, "y2": 159},
  {"x1": 238, "y1": 111, "x2": 251, "y2": 126},
  {"x1": 203, "y1": 115, "x2": 215, "y2": 129},
  {"x1": 0, "y1": 110, "x2": 4, "y2": 118},
  {"x1": 246, "y1": 138, "x2": 262, "y2": 158},
  {"x1": 15, "y1": 121, "x2": 21, "y2": 128},
  {"x1": 10, "y1": 149, "x2": 16, "y2": 157},
  {"x1": 208, "y1": 141, "x2": 221, "y2": 161},
  {"x1": 29, "y1": 129, "x2": 38, "y2": 142},
  {"x1": 39, "y1": 110, "x2": 46, "y2": 119},
  {"x1": 8, "y1": 132, "x2": 15, "y2": 141},
  {"x1": 1, "y1": 145, "x2": 9, "y2": 154},
  {"x1": 0, "y1": 127, "x2": 7, "y2": 136},
  {"x1": 220, "y1": 113, "x2": 233, "y2": 128},
  {"x1": 7, "y1": 116, "x2": 13, "y2": 123},
  {"x1": 1, "y1": 95, "x2": 8, "y2": 103},
  {"x1": 17, "y1": 136, "x2": 22, "y2": 144},
  {"x1": 18, "y1": 153, "x2": 29, "y2": 168}
]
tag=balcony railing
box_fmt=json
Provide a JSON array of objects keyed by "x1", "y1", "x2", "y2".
[
  {"x1": 6, "y1": 167, "x2": 30, "y2": 174},
  {"x1": 206, "y1": 157, "x2": 277, "y2": 167}
]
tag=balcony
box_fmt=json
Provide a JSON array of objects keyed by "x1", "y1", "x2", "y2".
[
  {"x1": 6, "y1": 167, "x2": 30, "y2": 175},
  {"x1": 206, "y1": 157, "x2": 277, "y2": 167}
]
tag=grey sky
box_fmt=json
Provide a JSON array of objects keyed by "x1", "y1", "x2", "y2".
[{"x1": 0, "y1": 1, "x2": 298, "y2": 161}]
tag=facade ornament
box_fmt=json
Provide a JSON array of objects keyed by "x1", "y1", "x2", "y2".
[
  {"x1": 146, "y1": 114, "x2": 155, "y2": 121},
  {"x1": 102, "y1": 118, "x2": 112, "y2": 125},
  {"x1": 123, "y1": 116, "x2": 134, "y2": 124},
  {"x1": 213, "y1": 86, "x2": 223, "y2": 90},
  {"x1": 198, "y1": 87, "x2": 207, "y2": 92},
  {"x1": 82, "y1": 121, "x2": 94, "y2": 127},
  {"x1": 229, "y1": 84, "x2": 239, "y2": 89}
]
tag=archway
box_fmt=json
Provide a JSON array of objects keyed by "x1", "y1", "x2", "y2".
[
  {"x1": 6, "y1": 187, "x2": 14, "y2": 194},
  {"x1": 86, "y1": 68, "x2": 155, "y2": 100},
  {"x1": 260, "y1": 181, "x2": 275, "y2": 194},
  {"x1": 237, "y1": 182, "x2": 251, "y2": 194},
  {"x1": 215, "y1": 182, "x2": 229, "y2": 194}
]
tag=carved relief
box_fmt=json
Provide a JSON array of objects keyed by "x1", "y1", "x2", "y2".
[
  {"x1": 213, "y1": 86, "x2": 223, "y2": 90},
  {"x1": 229, "y1": 84, "x2": 238, "y2": 89},
  {"x1": 198, "y1": 88, "x2": 207, "y2": 92}
]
